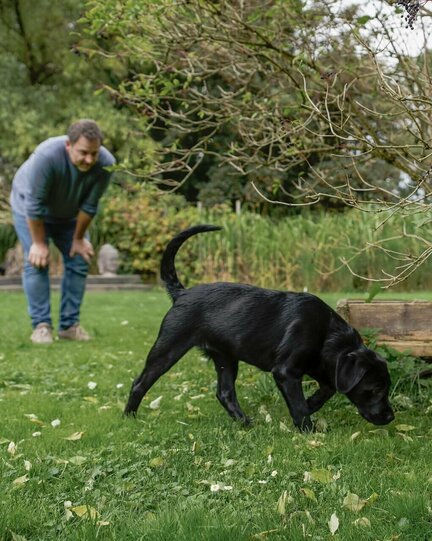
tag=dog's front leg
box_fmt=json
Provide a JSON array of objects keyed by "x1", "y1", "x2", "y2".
[
  {"x1": 272, "y1": 363, "x2": 312, "y2": 432},
  {"x1": 307, "y1": 385, "x2": 335, "y2": 415}
]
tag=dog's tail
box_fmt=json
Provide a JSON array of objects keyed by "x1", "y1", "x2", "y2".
[{"x1": 160, "y1": 224, "x2": 222, "y2": 302}]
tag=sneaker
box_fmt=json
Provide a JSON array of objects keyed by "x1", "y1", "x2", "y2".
[
  {"x1": 31, "y1": 323, "x2": 53, "y2": 344},
  {"x1": 58, "y1": 323, "x2": 91, "y2": 341}
]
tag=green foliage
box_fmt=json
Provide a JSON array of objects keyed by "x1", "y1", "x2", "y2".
[
  {"x1": 0, "y1": 224, "x2": 17, "y2": 264},
  {"x1": 361, "y1": 328, "x2": 432, "y2": 401},
  {"x1": 0, "y1": 291, "x2": 431, "y2": 540},
  {"x1": 93, "y1": 186, "x2": 233, "y2": 278},
  {"x1": 93, "y1": 202, "x2": 432, "y2": 292},
  {"x1": 0, "y1": 0, "x2": 155, "y2": 187},
  {"x1": 77, "y1": 0, "x2": 423, "y2": 209}
]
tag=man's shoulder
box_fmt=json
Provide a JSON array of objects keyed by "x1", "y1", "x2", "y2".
[
  {"x1": 99, "y1": 145, "x2": 116, "y2": 167},
  {"x1": 34, "y1": 136, "x2": 68, "y2": 162}
]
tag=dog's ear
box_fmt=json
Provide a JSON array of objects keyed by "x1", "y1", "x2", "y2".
[{"x1": 336, "y1": 351, "x2": 368, "y2": 394}]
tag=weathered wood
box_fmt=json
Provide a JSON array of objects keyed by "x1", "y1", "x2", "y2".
[{"x1": 336, "y1": 299, "x2": 432, "y2": 356}]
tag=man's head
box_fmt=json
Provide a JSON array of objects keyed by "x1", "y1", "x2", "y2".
[{"x1": 66, "y1": 119, "x2": 103, "y2": 172}]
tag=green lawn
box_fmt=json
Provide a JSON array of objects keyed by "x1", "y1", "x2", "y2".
[{"x1": 0, "y1": 290, "x2": 431, "y2": 540}]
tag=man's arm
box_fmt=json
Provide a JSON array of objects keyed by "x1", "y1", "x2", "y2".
[
  {"x1": 69, "y1": 210, "x2": 95, "y2": 263},
  {"x1": 27, "y1": 218, "x2": 50, "y2": 268}
]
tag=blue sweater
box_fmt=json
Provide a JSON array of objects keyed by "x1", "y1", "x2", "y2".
[{"x1": 11, "y1": 136, "x2": 115, "y2": 222}]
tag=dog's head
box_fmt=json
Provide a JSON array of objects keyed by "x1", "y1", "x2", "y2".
[{"x1": 336, "y1": 348, "x2": 394, "y2": 426}]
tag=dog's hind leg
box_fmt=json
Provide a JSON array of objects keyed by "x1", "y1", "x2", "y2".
[
  {"x1": 124, "y1": 338, "x2": 193, "y2": 416},
  {"x1": 208, "y1": 352, "x2": 251, "y2": 425}
]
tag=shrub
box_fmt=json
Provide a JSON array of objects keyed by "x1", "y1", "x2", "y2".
[{"x1": 94, "y1": 186, "x2": 234, "y2": 281}]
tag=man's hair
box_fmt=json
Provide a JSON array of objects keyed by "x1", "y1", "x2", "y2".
[{"x1": 67, "y1": 119, "x2": 103, "y2": 144}]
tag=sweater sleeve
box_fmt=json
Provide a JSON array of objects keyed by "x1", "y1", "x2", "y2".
[
  {"x1": 25, "y1": 152, "x2": 55, "y2": 220},
  {"x1": 79, "y1": 163, "x2": 114, "y2": 217}
]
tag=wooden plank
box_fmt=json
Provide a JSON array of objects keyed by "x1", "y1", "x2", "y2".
[
  {"x1": 376, "y1": 340, "x2": 432, "y2": 357},
  {"x1": 336, "y1": 299, "x2": 432, "y2": 357}
]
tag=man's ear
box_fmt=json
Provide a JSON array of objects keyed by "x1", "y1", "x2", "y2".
[{"x1": 335, "y1": 352, "x2": 368, "y2": 394}]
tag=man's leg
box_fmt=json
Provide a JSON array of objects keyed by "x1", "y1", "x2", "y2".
[
  {"x1": 12, "y1": 212, "x2": 52, "y2": 329},
  {"x1": 48, "y1": 221, "x2": 89, "y2": 331}
]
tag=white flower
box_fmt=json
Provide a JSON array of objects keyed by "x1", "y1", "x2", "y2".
[
  {"x1": 223, "y1": 485, "x2": 233, "y2": 491},
  {"x1": 116, "y1": 383, "x2": 124, "y2": 389},
  {"x1": 51, "y1": 419, "x2": 61, "y2": 428},
  {"x1": 24, "y1": 460, "x2": 32, "y2": 471},
  {"x1": 210, "y1": 484, "x2": 221, "y2": 492},
  {"x1": 271, "y1": 470, "x2": 278, "y2": 477},
  {"x1": 149, "y1": 396, "x2": 162, "y2": 409},
  {"x1": 87, "y1": 381, "x2": 97, "y2": 390},
  {"x1": 258, "y1": 480, "x2": 268, "y2": 484},
  {"x1": 7, "y1": 441, "x2": 16, "y2": 456},
  {"x1": 121, "y1": 320, "x2": 129, "y2": 326},
  {"x1": 32, "y1": 431, "x2": 42, "y2": 437}
]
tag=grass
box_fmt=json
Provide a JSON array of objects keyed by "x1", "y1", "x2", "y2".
[{"x1": 0, "y1": 289, "x2": 431, "y2": 540}]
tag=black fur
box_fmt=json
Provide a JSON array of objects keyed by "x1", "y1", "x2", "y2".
[{"x1": 125, "y1": 225, "x2": 394, "y2": 431}]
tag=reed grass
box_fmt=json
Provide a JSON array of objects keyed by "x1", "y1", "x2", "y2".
[{"x1": 192, "y1": 209, "x2": 432, "y2": 292}]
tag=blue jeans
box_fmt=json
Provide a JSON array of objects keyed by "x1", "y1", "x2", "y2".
[{"x1": 13, "y1": 212, "x2": 89, "y2": 330}]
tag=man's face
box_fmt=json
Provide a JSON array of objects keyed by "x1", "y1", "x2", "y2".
[{"x1": 66, "y1": 136, "x2": 100, "y2": 172}]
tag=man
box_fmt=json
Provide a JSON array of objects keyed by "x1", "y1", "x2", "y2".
[{"x1": 10, "y1": 119, "x2": 115, "y2": 344}]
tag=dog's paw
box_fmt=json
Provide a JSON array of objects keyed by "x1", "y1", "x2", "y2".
[
  {"x1": 123, "y1": 408, "x2": 137, "y2": 418},
  {"x1": 296, "y1": 417, "x2": 315, "y2": 433}
]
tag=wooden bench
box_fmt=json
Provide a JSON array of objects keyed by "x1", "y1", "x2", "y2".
[{"x1": 336, "y1": 299, "x2": 432, "y2": 357}]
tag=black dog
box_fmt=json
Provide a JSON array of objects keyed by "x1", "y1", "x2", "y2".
[{"x1": 125, "y1": 225, "x2": 394, "y2": 431}]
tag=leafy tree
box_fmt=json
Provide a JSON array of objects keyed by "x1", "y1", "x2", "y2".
[
  {"x1": 78, "y1": 0, "x2": 432, "y2": 285},
  {"x1": 0, "y1": 0, "x2": 155, "y2": 215}
]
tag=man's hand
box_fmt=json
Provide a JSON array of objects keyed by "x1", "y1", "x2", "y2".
[
  {"x1": 28, "y1": 242, "x2": 50, "y2": 268},
  {"x1": 70, "y1": 238, "x2": 94, "y2": 263}
]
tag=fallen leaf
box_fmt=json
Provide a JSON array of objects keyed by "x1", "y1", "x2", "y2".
[
  {"x1": 71, "y1": 505, "x2": 99, "y2": 519},
  {"x1": 367, "y1": 492, "x2": 379, "y2": 504},
  {"x1": 277, "y1": 490, "x2": 293, "y2": 515},
  {"x1": 83, "y1": 396, "x2": 98, "y2": 404},
  {"x1": 7, "y1": 441, "x2": 17, "y2": 456},
  {"x1": 51, "y1": 419, "x2": 61, "y2": 428},
  {"x1": 69, "y1": 456, "x2": 87, "y2": 465},
  {"x1": 353, "y1": 517, "x2": 371, "y2": 527},
  {"x1": 350, "y1": 431, "x2": 361, "y2": 441},
  {"x1": 64, "y1": 432, "x2": 84, "y2": 441},
  {"x1": 307, "y1": 439, "x2": 324, "y2": 448},
  {"x1": 343, "y1": 493, "x2": 367, "y2": 512},
  {"x1": 149, "y1": 396, "x2": 162, "y2": 409},
  {"x1": 149, "y1": 456, "x2": 165, "y2": 467},
  {"x1": 328, "y1": 512, "x2": 339, "y2": 535},
  {"x1": 64, "y1": 501, "x2": 73, "y2": 521},
  {"x1": 368, "y1": 429, "x2": 388, "y2": 437},
  {"x1": 395, "y1": 424, "x2": 415, "y2": 432},
  {"x1": 397, "y1": 432, "x2": 413, "y2": 442},
  {"x1": 300, "y1": 487, "x2": 318, "y2": 502},
  {"x1": 24, "y1": 460, "x2": 32, "y2": 471},
  {"x1": 305, "y1": 469, "x2": 333, "y2": 484},
  {"x1": 12, "y1": 475, "x2": 29, "y2": 486}
]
